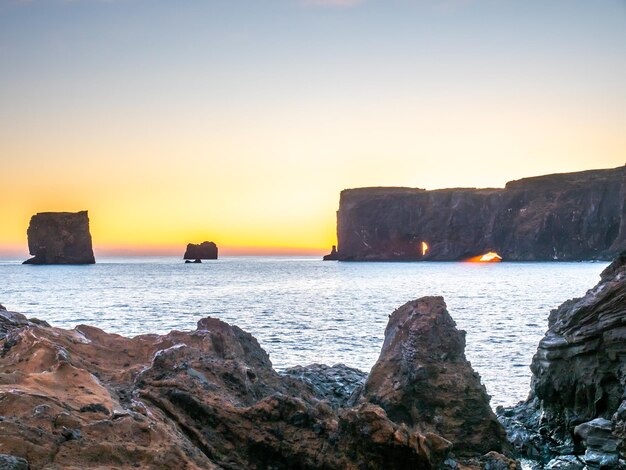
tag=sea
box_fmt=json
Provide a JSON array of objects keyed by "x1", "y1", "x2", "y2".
[{"x1": 0, "y1": 256, "x2": 608, "y2": 409}]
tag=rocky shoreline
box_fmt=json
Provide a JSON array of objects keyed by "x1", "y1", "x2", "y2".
[
  {"x1": 0, "y1": 297, "x2": 516, "y2": 469},
  {"x1": 2, "y1": 252, "x2": 625, "y2": 469},
  {"x1": 497, "y1": 252, "x2": 626, "y2": 469}
]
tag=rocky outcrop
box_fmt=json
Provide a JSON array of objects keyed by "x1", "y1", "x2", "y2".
[
  {"x1": 183, "y1": 241, "x2": 218, "y2": 260},
  {"x1": 23, "y1": 211, "x2": 95, "y2": 264},
  {"x1": 0, "y1": 298, "x2": 510, "y2": 469},
  {"x1": 363, "y1": 297, "x2": 507, "y2": 456},
  {"x1": 323, "y1": 245, "x2": 340, "y2": 261},
  {"x1": 334, "y1": 166, "x2": 626, "y2": 261},
  {"x1": 498, "y1": 252, "x2": 626, "y2": 468}
]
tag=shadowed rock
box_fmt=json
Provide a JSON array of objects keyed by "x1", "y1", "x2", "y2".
[
  {"x1": 363, "y1": 297, "x2": 507, "y2": 456},
  {"x1": 323, "y1": 245, "x2": 340, "y2": 260},
  {"x1": 334, "y1": 166, "x2": 626, "y2": 261},
  {"x1": 183, "y1": 241, "x2": 218, "y2": 260},
  {"x1": 23, "y1": 211, "x2": 95, "y2": 265},
  {"x1": 498, "y1": 251, "x2": 626, "y2": 467},
  {"x1": 0, "y1": 300, "x2": 511, "y2": 469}
]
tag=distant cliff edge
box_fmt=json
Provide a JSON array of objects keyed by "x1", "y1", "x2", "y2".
[{"x1": 333, "y1": 166, "x2": 626, "y2": 261}]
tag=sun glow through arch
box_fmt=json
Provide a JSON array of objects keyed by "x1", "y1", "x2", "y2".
[{"x1": 466, "y1": 251, "x2": 502, "y2": 263}]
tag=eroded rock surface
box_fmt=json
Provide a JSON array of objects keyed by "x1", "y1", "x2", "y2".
[
  {"x1": 498, "y1": 252, "x2": 626, "y2": 468},
  {"x1": 363, "y1": 297, "x2": 507, "y2": 456},
  {"x1": 0, "y1": 299, "x2": 510, "y2": 469},
  {"x1": 23, "y1": 211, "x2": 95, "y2": 265},
  {"x1": 334, "y1": 166, "x2": 626, "y2": 261},
  {"x1": 183, "y1": 241, "x2": 218, "y2": 260}
]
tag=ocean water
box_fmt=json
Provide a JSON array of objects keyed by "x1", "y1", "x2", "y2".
[{"x1": 0, "y1": 256, "x2": 607, "y2": 408}]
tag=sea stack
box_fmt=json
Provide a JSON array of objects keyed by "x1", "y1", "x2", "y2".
[
  {"x1": 323, "y1": 245, "x2": 339, "y2": 260},
  {"x1": 183, "y1": 241, "x2": 218, "y2": 262},
  {"x1": 23, "y1": 211, "x2": 95, "y2": 265}
]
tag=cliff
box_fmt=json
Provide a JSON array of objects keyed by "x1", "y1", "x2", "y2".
[
  {"x1": 334, "y1": 166, "x2": 626, "y2": 261},
  {"x1": 183, "y1": 241, "x2": 218, "y2": 260},
  {"x1": 498, "y1": 251, "x2": 626, "y2": 468},
  {"x1": 23, "y1": 211, "x2": 95, "y2": 265},
  {"x1": 0, "y1": 299, "x2": 514, "y2": 469}
]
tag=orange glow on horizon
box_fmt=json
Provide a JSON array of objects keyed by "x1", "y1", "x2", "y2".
[
  {"x1": 466, "y1": 251, "x2": 503, "y2": 263},
  {"x1": 421, "y1": 241, "x2": 429, "y2": 256}
]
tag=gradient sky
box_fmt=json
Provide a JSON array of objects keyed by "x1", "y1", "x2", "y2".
[{"x1": 1, "y1": 0, "x2": 625, "y2": 256}]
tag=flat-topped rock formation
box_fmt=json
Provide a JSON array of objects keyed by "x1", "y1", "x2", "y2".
[
  {"x1": 23, "y1": 211, "x2": 95, "y2": 264},
  {"x1": 0, "y1": 299, "x2": 513, "y2": 469},
  {"x1": 499, "y1": 251, "x2": 626, "y2": 468},
  {"x1": 333, "y1": 166, "x2": 626, "y2": 261},
  {"x1": 183, "y1": 241, "x2": 218, "y2": 261}
]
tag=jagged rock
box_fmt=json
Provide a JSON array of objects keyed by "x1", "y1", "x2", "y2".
[
  {"x1": 0, "y1": 300, "x2": 511, "y2": 469},
  {"x1": 323, "y1": 245, "x2": 340, "y2": 261},
  {"x1": 498, "y1": 251, "x2": 626, "y2": 467},
  {"x1": 363, "y1": 297, "x2": 507, "y2": 456},
  {"x1": 183, "y1": 241, "x2": 218, "y2": 260},
  {"x1": 334, "y1": 166, "x2": 626, "y2": 261},
  {"x1": 23, "y1": 211, "x2": 95, "y2": 265},
  {"x1": 0, "y1": 309, "x2": 50, "y2": 340},
  {"x1": 282, "y1": 363, "x2": 367, "y2": 408},
  {"x1": 0, "y1": 304, "x2": 5, "y2": 311},
  {"x1": 0, "y1": 454, "x2": 29, "y2": 470}
]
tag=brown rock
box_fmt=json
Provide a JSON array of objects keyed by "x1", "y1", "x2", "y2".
[
  {"x1": 362, "y1": 297, "x2": 507, "y2": 456},
  {"x1": 23, "y1": 211, "x2": 95, "y2": 265},
  {"x1": 0, "y1": 299, "x2": 510, "y2": 469},
  {"x1": 183, "y1": 241, "x2": 218, "y2": 260}
]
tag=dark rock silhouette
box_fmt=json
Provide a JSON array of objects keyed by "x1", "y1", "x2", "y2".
[
  {"x1": 498, "y1": 251, "x2": 626, "y2": 467},
  {"x1": 0, "y1": 299, "x2": 511, "y2": 469},
  {"x1": 323, "y1": 245, "x2": 340, "y2": 260},
  {"x1": 23, "y1": 211, "x2": 95, "y2": 264},
  {"x1": 183, "y1": 241, "x2": 217, "y2": 260},
  {"x1": 334, "y1": 166, "x2": 626, "y2": 261}
]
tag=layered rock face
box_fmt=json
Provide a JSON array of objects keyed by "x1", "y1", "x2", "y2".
[
  {"x1": 499, "y1": 252, "x2": 626, "y2": 467},
  {"x1": 23, "y1": 211, "x2": 95, "y2": 264},
  {"x1": 334, "y1": 166, "x2": 626, "y2": 261},
  {"x1": 0, "y1": 299, "x2": 512, "y2": 469},
  {"x1": 183, "y1": 241, "x2": 218, "y2": 260}
]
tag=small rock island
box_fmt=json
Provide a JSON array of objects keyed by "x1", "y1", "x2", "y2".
[
  {"x1": 183, "y1": 241, "x2": 218, "y2": 263},
  {"x1": 23, "y1": 211, "x2": 95, "y2": 265}
]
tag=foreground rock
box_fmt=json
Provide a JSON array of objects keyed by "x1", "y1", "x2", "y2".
[
  {"x1": 364, "y1": 297, "x2": 507, "y2": 455},
  {"x1": 183, "y1": 241, "x2": 218, "y2": 261},
  {"x1": 23, "y1": 211, "x2": 95, "y2": 264},
  {"x1": 0, "y1": 299, "x2": 511, "y2": 469},
  {"x1": 334, "y1": 166, "x2": 626, "y2": 261},
  {"x1": 498, "y1": 252, "x2": 626, "y2": 468}
]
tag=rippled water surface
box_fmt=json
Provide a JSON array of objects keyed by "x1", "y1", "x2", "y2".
[{"x1": 0, "y1": 256, "x2": 607, "y2": 408}]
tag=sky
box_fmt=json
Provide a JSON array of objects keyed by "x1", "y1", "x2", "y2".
[{"x1": 1, "y1": 0, "x2": 625, "y2": 256}]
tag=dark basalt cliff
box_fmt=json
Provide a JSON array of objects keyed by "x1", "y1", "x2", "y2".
[
  {"x1": 334, "y1": 166, "x2": 626, "y2": 261},
  {"x1": 0, "y1": 299, "x2": 514, "y2": 469},
  {"x1": 23, "y1": 211, "x2": 95, "y2": 264},
  {"x1": 499, "y1": 252, "x2": 626, "y2": 468},
  {"x1": 184, "y1": 241, "x2": 218, "y2": 260}
]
